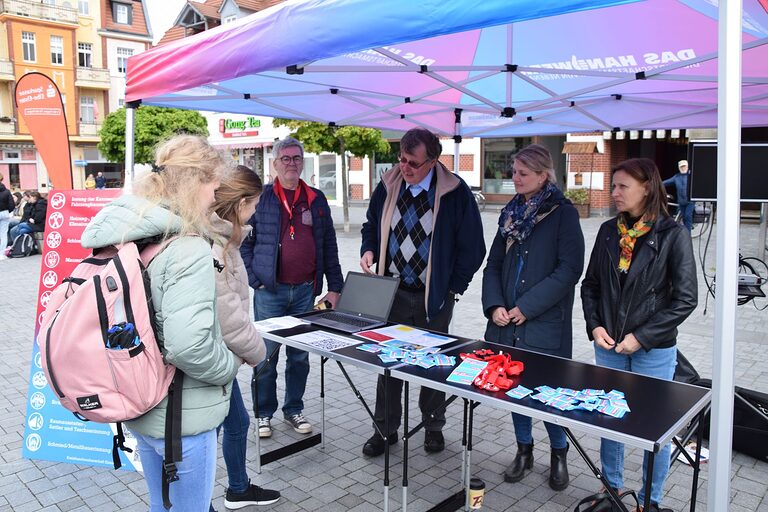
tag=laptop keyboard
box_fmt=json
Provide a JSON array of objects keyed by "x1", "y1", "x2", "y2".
[{"x1": 321, "y1": 312, "x2": 373, "y2": 328}]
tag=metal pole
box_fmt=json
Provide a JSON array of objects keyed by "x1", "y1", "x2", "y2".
[
  {"x1": 709, "y1": 1, "x2": 742, "y2": 510},
  {"x1": 758, "y1": 203, "x2": 767, "y2": 261},
  {"x1": 124, "y1": 102, "x2": 137, "y2": 191}
]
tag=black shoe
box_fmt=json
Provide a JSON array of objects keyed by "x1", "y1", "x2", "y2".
[
  {"x1": 424, "y1": 430, "x2": 445, "y2": 453},
  {"x1": 362, "y1": 431, "x2": 398, "y2": 457},
  {"x1": 549, "y1": 444, "x2": 570, "y2": 491},
  {"x1": 224, "y1": 483, "x2": 280, "y2": 509},
  {"x1": 503, "y1": 442, "x2": 533, "y2": 483}
]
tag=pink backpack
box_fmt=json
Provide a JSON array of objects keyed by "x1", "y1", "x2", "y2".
[{"x1": 38, "y1": 238, "x2": 184, "y2": 509}]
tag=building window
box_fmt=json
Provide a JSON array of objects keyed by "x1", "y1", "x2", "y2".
[
  {"x1": 118, "y1": 98, "x2": 125, "y2": 108},
  {"x1": 42, "y1": 0, "x2": 55, "y2": 5},
  {"x1": 50, "y1": 36, "x2": 64, "y2": 65},
  {"x1": 78, "y1": 0, "x2": 89, "y2": 15},
  {"x1": 80, "y1": 96, "x2": 95, "y2": 123},
  {"x1": 115, "y1": 3, "x2": 130, "y2": 24},
  {"x1": 223, "y1": 15, "x2": 237, "y2": 24},
  {"x1": 78, "y1": 42, "x2": 92, "y2": 68},
  {"x1": 117, "y1": 47, "x2": 133, "y2": 74},
  {"x1": 22, "y1": 32, "x2": 36, "y2": 62}
]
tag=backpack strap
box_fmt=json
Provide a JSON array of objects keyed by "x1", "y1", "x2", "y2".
[
  {"x1": 161, "y1": 369, "x2": 184, "y2": 510},
  {"x1": 111, "y1": 422, "x2": 133, "y2": 470}
]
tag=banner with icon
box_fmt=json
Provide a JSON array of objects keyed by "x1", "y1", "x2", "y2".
[
  {"x1": 21, "y1": 189, "x2": 144, "y2": 471},
  {"x1": 15, "y1": 72, "x2": 73, "y2": 190}
]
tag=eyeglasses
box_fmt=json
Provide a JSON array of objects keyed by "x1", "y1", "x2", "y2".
[
  {"x1": 398, "y1": 154, "x2": 432, "y2": 169},
  {"x1": 278, "y1": 155, "x2": 304, "y2": 165}
]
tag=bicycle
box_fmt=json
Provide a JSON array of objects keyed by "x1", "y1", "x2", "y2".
[
  {"x1": 471, "y1": 187, "x2": 486, "y2": 211},
  {"x1": 667, "y1": 196, "x2": 713, "y2": 239}
]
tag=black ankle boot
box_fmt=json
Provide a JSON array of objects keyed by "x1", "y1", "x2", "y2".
[
  {"x1": 549, "y1": 444, "x2": 569, "y2": 490},
  {"x1": 504, "y1": 442, "x2": 533, "y2": 483}
]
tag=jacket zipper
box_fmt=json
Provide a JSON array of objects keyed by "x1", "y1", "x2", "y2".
[{"x1": 605, "y1": 246, "x2": 623, "y2": 340}]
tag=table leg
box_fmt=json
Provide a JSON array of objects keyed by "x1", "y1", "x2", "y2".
[
  {"x1": 565, "y1": 428, "x2": 631, "y2": 512},
  {"x1": 689, "y1": 409, "x2": 707, "y2": 512},
  {"x1": 643, "y1": 450, "x2": 655, "y2": 512},
  {"x1": 383, "y1": 368, "x2": 391, "y2": 512},
  {"x1": 403, "y1": 381, "x2": 409, "y2": 512},
  {"x1": 320, "y1": 356, "x2": 326, "y2": 451},
  {"x1": 460, "y1": 399, "x2": 468, "y2": 501}
]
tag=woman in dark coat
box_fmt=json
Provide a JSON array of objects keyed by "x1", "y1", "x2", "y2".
[
  {"x1": 581, "y1": 158, "x2": 697, "y2": 511},
  {"x1": 482, "y1": 144, "x2": 585, "y2": 491}
]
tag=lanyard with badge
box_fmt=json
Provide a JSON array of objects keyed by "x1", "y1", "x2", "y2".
[{"x1": 274, "y1": 179, "x2": 302, "y2": 240}]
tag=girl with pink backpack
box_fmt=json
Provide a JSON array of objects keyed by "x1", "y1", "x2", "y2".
[{"x1": 81, "y1": 135, "x2": 239, "y2": 511}]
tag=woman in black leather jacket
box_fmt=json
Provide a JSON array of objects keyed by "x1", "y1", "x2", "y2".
[{"x1": 581, "y1": 158, "x2": 697, "y2": 512}]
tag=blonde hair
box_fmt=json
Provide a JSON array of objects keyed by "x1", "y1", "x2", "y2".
[
  {"x1": 133, "y1": 135, "x2": 225, "y2": 236},
  {"x1": 514, "y1": 144, "x2": 557, "y2": 184},
  {"x1": 212, "y1": 165, "x2": 262, "y2": 266}
]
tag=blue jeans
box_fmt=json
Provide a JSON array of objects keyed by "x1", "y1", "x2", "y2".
[
  {"x1": 133, "y1": 429, "x2": 217, "y2": 512},
  {"x1": 9, "y1": 222, "x2": 33, "y2": 241},
  {"x1": 511, "y1": 412, "x2": 567, "y2": 449},
  {"x1": 594, "y1": 344, "x2": 677, "y2": 505},
  {"x1": 679, "y1": 202, "x2": 694, "y2": 231},
  {"x1": 252, "y1": 282, "x2": 314, "y2": 418},
  {"x1": 219, "y1": 378, "x2": 250, "y2": 493}
]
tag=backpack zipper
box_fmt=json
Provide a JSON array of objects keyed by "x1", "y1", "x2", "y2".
[{"x1": 44, "y1": 311, "x2": 65, "y2": 398}]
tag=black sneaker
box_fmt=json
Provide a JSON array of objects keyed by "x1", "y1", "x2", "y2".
[{"x1": 224, "y1": 483, "x2": 280, "y2": 509}]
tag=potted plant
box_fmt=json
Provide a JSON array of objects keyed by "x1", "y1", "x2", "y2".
[{"x1": 564, "y1": 188, "x2": 590, "y2": 218}]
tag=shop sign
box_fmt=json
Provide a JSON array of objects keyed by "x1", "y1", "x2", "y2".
[{"x1": 219, "y1": 116, "x2": 261, "y2": 138}]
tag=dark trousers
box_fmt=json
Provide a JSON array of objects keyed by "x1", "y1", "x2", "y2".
[{"x1": 372, "y1": 288, "x2": 455, "y2": 433}]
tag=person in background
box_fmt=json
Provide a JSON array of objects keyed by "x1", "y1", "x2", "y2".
[
  {"x1": 481, "y1": 144, "x2": 584, "y2": 491},
  {"x1": 9, "y1": 191, "x2": 46, "y2": 241},
  {"x1": 209, "y1": 165, "x2": 280, "y2": 509},
  {"x1": 360, "y1": 127, "x2": 486, "y2": 456},
  {"x1": 581, "y1": 158, "x2": 697, "y2": 512},
  {"x1": 81, "y1": 135, "x2": 239, "y2": 511},
  {"x1": 241, "y1": 137, "x2": 343, "y2": 439},
  {"x1": 0, "y1": 175, "x2": 14, "y2": 256},
  {"x1": 663, "y1": 159, "x2": 693, "y2": 231},
  {"x1": 85, "y1": 173, "x2": 96, "y2": 190},
  {"x1": 95, "y1": 171, "x2": 107, "y2": 189}
]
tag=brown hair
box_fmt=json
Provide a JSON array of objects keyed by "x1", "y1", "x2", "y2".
[
  {"x1": 513, "y1": 144, "x2": 557, "y2": 184},
  {"x1": 401, "y1": 128, "x2": 442, "y2": 160},
  {"x1": 133, "y1": 135, "x2": 225, "y2": 237},
  {"x1": 212, "y1": 165, "x2": 262, "y2": 265},
  {"x1": 28, "y1": 191, "x2": 42, "y2": 201},
  {"x1": 612, "y1": 158, "x2": 669, "y2": 220}
]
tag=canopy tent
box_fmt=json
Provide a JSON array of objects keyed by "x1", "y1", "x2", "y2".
[
  {"x1": 124, "y1": 1, "x2": 764, "y2": 510},
  {"x1": 127, "y1": 0, "x2": 768, "y2": 137}
]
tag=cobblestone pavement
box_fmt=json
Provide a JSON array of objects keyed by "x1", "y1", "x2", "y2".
[{"x1": 1, "y1": 205, "x2": 767, "y2": 511}]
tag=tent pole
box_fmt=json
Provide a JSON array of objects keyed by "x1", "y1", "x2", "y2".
[
  {"x1": 453, "y1": 109, "x2": 462, "y2": 174},
  {"x1": 124, "y1": 101, "x2": 138, "y2": 190},
  {"x1": 709, "y1": 1, "x2": 742, "y2": 510}
]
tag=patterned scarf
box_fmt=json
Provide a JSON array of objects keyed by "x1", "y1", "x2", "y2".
[
  {"x1": 500, "y1": 182, "x2": 558, "y2": 243},
  {"x1": 617, "y1": 215, "x2": 654, "y2": 273}
]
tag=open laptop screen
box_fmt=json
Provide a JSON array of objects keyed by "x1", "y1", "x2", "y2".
[{"x1": 336, "y1": 272, "x2": 399, "y2": 320}]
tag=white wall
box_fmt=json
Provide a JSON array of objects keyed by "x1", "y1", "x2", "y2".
[{"x1": 106, "y1": 38, "x2": 146, "y2": 112}]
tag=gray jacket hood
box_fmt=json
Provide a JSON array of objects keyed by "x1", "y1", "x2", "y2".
[{"x1": 81, "y1": 194, "x2": 183, "y2": 248}]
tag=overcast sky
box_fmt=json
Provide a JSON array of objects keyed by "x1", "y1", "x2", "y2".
[{"x1": 145, "y1": 0, "x2": 188, "y2": 44}]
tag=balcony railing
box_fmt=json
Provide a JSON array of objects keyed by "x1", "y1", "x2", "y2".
[
  {"x1": 0, "y1": 0, "x2": 78, "y2": 24},
  {"x1": 0, "y1": 59, "x2": 13, "y2": 80},
  {"x1": 79, "y1": 122, "x2": 101, "y2": 136},
  {"x1": 75, "y1": 67, "x2": 110, "y2": 88}
]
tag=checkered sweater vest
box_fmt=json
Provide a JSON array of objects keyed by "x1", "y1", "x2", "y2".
[{"x1": 387, "y1": 183, "x2": 436, "y2": 288}]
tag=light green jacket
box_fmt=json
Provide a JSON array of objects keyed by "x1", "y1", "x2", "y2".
[{"x1": 81, "y1": 195, "x2": 239, "y2": 438}]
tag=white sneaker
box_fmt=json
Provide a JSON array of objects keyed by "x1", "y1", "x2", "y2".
[
  {"x1": 257, "y1": 417, "x2": 272, "y2": 438},
  {"x1": 285, "y1": 413, "x2": 312, "y2": 434}
]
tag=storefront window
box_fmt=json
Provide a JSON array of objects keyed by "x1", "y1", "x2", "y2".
[{"x1": 482, "y1": 137, "x2": 531, "y2": 195}]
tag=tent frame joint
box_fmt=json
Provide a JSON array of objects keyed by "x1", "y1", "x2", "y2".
[
  {"x1": 504, "y1": 64, "x2": 518, "y2": 72},
  {"x1": 501, "y1": 107, "x2": 515, "y2": 118}
]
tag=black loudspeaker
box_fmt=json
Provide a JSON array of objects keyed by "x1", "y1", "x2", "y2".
[{"x1": 696, "y1": 378, "x2": 768, "y2": 463}]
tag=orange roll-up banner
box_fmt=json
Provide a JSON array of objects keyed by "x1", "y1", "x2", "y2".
[{"x1": 15, "y1": 73, "x2": 73, "y2": 190}]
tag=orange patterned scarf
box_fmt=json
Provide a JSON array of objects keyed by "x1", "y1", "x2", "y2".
[{"x1": 617, "y1": 216, "x2": 653, "y2": 273}]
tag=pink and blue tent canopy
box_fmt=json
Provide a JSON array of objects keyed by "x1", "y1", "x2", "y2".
[{"x1": 126, "y1": 0, "x2": 768, "y2": 137}]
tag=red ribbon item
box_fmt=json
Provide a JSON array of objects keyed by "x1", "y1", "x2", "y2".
[{"x1": 460, "y1": 349, "x2": 525, "y2": 391}]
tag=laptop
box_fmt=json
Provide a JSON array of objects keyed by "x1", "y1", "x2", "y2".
[{"x1": 308, "y1": 272, "x2": 399, "y2": 334}]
